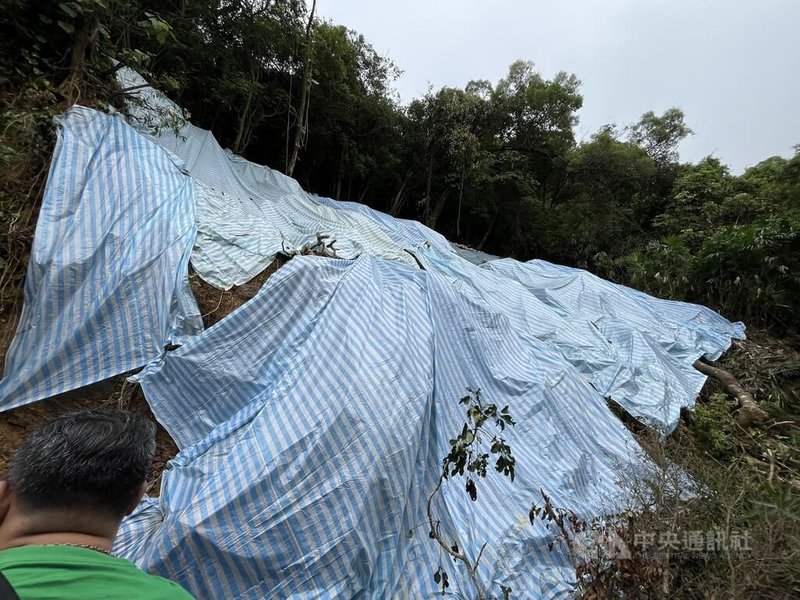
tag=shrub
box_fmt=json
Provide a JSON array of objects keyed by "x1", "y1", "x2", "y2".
[{"x1": 695, "y1": 215, "x2": 800, "y2": 334}]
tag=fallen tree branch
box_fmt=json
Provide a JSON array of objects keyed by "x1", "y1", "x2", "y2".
[{"x1": 693, "y1": 360, "x2": 768, "y2": 427}]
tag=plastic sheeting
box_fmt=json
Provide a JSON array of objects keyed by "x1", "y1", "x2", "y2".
[
  {"x1": 0, "y1": 71, "x2": 747, "y2": 598},
  {"x1": 0, "y1": 107, "x2": 201, "y2": 410},
  {"x1": 485, "y1": 259, "x2": 745, "y2": 364},
  {"x1": 116, "y1": 69, "x2": 744, "y2": 433},
  {"x1": 116, "y1": 254, "x2": 646, "y2": 599},
  {"x1": 482, "y1": 259, "x2": 745, "y2": 433},
  {"x1": 291, "y1": 194, "x2": 744, "y2": 433},
  {"x1": 119, "y1": 68, "x2": 416, "y2": 290},
  {"x1": 406, "y1": 248, "x2": 705, "y2": 434},
  {"x1": 451, "y1": 243, "x2": 499, "y2": 265}
]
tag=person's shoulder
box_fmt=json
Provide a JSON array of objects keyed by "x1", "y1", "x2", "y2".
[
  {"x1": 139, "y1": 571, "x2": 196, "y2": 599},
  {"x1": 106, "y1": 552, "x2": 194, "y2": 599},
  {"x1": 0, "y1": 546, "x2": 194, "y2": 599}
]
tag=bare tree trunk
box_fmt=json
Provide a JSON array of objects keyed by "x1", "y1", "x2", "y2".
[
  {"x1": 358, "y1": 182, "x2": 370, "y2": 203},
  {"x1": 693, "y1": 360, "x2": 768, "y2": 427},
  {"x1": 284, "y1": 72, "x2": 293, "y2": 172},
  {"x1": 456, "y1": 160, "x2": 466, "y2": 238},
  {"x1": 233, "y1": 86, "x2": 255, "y2": 154},
  {"x1": 60, "y1": 16, "x2": 100, "y2": 105},
  {"x1": 389, "y1": 170, "x2": 412, "y2": 216},
  {"x1": 427, "y1": 189, "x2": 450, "y2": 230},
  {"x1": 286, "y1": 0, "x2": 317, "y2": 177},
  {"x1": 421, "y1": 152, "x2": 434, "y2": 221},
  {"x1": 477, "y1": 211, "x2": 498, "y2": 251}
]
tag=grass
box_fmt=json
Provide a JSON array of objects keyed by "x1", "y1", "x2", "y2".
[{"x1": 569, "y1": 332, "x2": 800, "y2": 599}]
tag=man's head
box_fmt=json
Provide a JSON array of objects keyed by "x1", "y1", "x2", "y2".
[{"x1": 0, "y1": 408, "x2": 156, "y2": 539}]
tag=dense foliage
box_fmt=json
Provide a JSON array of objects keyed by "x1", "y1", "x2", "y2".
[
  {"x1": 2, "y1": 4, "x2": 799, "y2": 598},
  {"x1": 2, "y1": 0, "x2": 799, "y2": 336}
]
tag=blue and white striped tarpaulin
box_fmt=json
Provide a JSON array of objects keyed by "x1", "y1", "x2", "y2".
[
  {"x1": 300, "y1": 197, "x2": 744, "y2": 434},
  {"x1": 484, "y1": 259, "x2": 745, "y2": 363},
  {"x1": 406, "y1": 248, "x2": 729, "y2": 435},
  {"x1": 118, "y1": 68, "x2": 417, "y2": 291},
  {"x1": 481, "y1": 259, "x2": 746, "y2": 433},
  {"x1": 279, "y1": 189, "x2": 736, "y2": 434},
  {"x1": 0, "y1": 73, "x2": 748, "y2": 598},
  {"x1": 115, "y1": 70, "x2": 745, "y2": 434},
  {"x1": 0, "y1": 107, "x2": 201, "y2": 410},
  {"x1": 116, "y1": 254, "x2": 646, "y2": 599},
  {"x1": 451, "y1": 243, "x2": 499, "y2": 265}
]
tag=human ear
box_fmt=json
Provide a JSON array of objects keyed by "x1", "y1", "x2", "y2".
[
  {"x1": 125, "y1": 481, "x2": 148, "y2": 516},
  {"x1": 0, "y1": 481, "x2": 11, "y2": 526}
]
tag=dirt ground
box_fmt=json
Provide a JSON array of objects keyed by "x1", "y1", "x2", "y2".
[
  {"x1": 0, "y1": 257, "x2": 286, "y2": 492},
  {"x1": 190, "y1": 255, "x2": 287, "y2": 328},
  {"x1": 0, "y1": 378, "x2": 179, "y2": 494}
]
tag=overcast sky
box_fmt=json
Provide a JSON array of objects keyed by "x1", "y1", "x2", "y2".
[{"x1": 316, "y1": 0, "x2": 800, "y2": 173}]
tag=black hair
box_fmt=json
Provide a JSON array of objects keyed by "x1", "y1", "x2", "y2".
[{"x1": 5, "y1": 408, "x2": 156, "y2": 518}]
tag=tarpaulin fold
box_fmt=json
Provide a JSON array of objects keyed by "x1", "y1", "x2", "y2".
[
  {"x1": 0, "y1": 71, "x2": 748, "y2": 599},
  {"x1": 0, "y1": 107, "x2": 201, "y2": 409},
  {"x1": 116, "y1": 255, "x2": 646, "y2": 599}
]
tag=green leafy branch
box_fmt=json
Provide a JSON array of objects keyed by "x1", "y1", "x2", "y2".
[{"x1": 425, "y1": 387, "x2": 516, "y2": 599}]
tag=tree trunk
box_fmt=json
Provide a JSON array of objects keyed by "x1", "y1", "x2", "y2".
[
  {"x1": 421, "y1": 152, "x2": 434, "y2": 221},
  {"x1": 358, "y1": 182, "x2": 370, "y2": 203},
  {"x1": 550, "y1": 166, "x2": 569, "y2": 206},
  {"x1": 693, "y1": 360, "x2": 768, "y2": 427},
  {"x1": 477, "y1": 211, "x2": 498, "y2": 251},
  {"x1": 427, "y1": 189, "x2": 450, "y2": 230},
  {"x1": 284, "y1": 72, "x2": 293, "y2": 172},
  {"x1": 233, "y1": 86, "x2": 255, "y2": 154},
  {"x1": 60, "y1": 16, "x2": 100, "y2": 105},
  {"x1": 456, "y1": 162, "x2": 466, "y2": 238},
  {"x1": 389, "y1": 170, "x2": 412, "y2": 216},
  {"x1": 539, "y1": 178, "x2": 549, "y2": 209},
  {"x1": 334, "y1": 145, "x2": 345, "y2": 199},
  {"x1": 286, "y1": 0, "x2": 316, "y2": 177}
]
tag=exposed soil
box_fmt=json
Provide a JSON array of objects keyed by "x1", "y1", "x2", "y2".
[
  {"x1": 0, "y1": 378, "x2": 178, "y2": 494},
  {"x1": 190, "y1": 255, "x2": 288, "y2": 328},
  {"x1": 0, "y1": 257, "x2": 287, "y2": 491}
]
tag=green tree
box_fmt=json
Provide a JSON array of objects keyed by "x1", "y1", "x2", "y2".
[
  {"x1": 292, "y1": 22, "x2": 400, "y2": 197},
  {"x1": 135, "y1": 0, "x2": 305, "y2": 156},
  {"x1": 404, "y1": 87, "x2": 487, "y2": 229},
  {"x1": 464, "y1": 61, "x2": 582, "y2": 255},
  {"x1": 654, "y1": 157, "x2": 735, "y2": 245},
  {"x1": 554, "y1": 127, "x2": 656, "y2": 264},
  {"x1": 629, "y1": 107, "x2": 693, "y2": 167}
]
